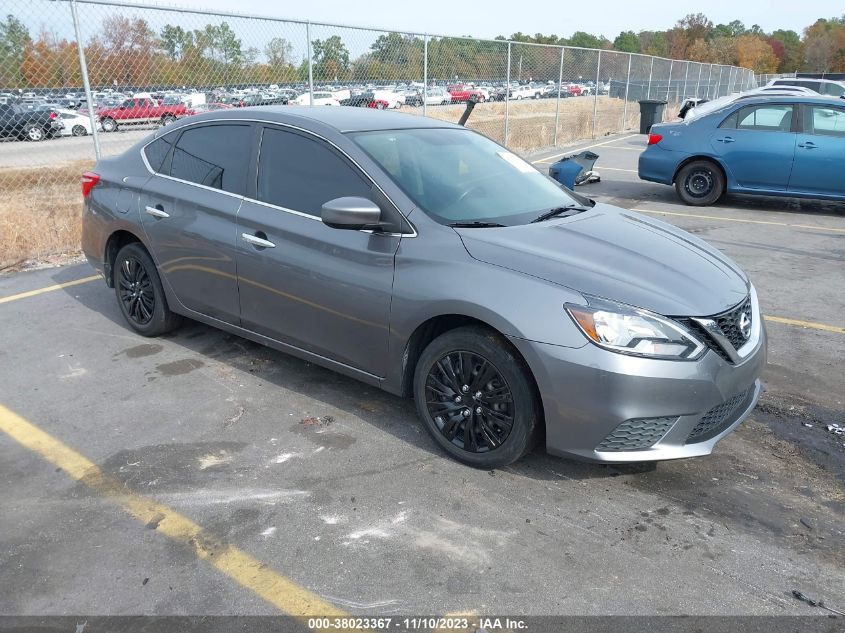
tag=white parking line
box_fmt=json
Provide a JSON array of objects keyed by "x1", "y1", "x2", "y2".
[{"x1": 531, "y1": 134, "x2": 640, "y2": 164}]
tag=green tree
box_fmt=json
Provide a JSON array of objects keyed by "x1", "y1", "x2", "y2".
[
  {"x1": 265, "y1": 37, "x2": 293, "y2": 68},
  {"x1": 713, "y1": 20, "x2": 746, "y2": 39},
  {"x1": 0, "y1": 14, "x2": 31, "y2": 87},
  {"x1": 613, "y1": 31, "x2": 640, "y2": 53},
  {"x1": 567, "y1": 31, "x2": 604, "y2": 49},
  {"x1": 312, "y1": 35, "x2": 350, "y2": 80}
]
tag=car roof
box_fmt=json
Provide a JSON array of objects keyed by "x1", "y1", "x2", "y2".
[
  {"x1": 181, "y1": 105, "x2": 463, "y2": 132},
  {"x1": 770, "y1": 77, "x2": 845, "y2": 86},
  {"x1": 723, "y1": 94, "x2": 844, "y2": 105}
]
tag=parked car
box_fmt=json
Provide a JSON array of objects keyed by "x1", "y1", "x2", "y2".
[
  {"x1": 81, "y1": 106, "x2": 765, "y2": 468},
  {"x1": 0, "y1": 102, "x2": 62, "y2": 141},
  {"x1": 508, "y1": 84, "x2": 541, "y2": 100},
  {"x1": 57, "y1": 108, "x2": 100, "y2": 136},
  {"x1": 639, "y1": 95, "x2": 845, "y2": 205},
  {"x1": 184, "y1": 103, "x2": 234, "y2": 116},
  {"x1": 766, "y1": 77, "x2": 845, "y2": 98},
  {"x1": 339, "y1": 92, "x2": 390, "y2": 109},
  {"x1": 682, "y1": 86, "x2": 816, "y2": 121},
  {"x1": 422, "y1": 87, "x2": 451, "y2": 106},
  {"x1": 292, "y1": 92, "x2": 341, "y2": 106},
  {"x1": 98, "y1": 97, "x2": 187, "y2": 132},
  {"x1": 447, "y1": 84, "x2": 487, "y2": 103}
]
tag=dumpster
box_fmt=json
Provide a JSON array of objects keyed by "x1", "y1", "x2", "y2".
[
  {"x1": 638, "y1": 99, "x2": 667, "y2": 134},
  {"x1": 549, "y1": 151, "x2": 600, "y2": 189}
]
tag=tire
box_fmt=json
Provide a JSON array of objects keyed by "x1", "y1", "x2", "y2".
[
  {"x1": 101, "y1": 117, "x2": 117, "y2": 132},
  {"x1": 24, "y1": 125, "x2": 44, "y2": 141},
  {"x1": 113, "y1": 242, "x2": 182, "y2": 337},
  {"x1": 71, "y1": 124, "x2": 87, "y2": 136},
  {"x1": 160, "y1": 114, "x2": 176, "y2": 125},
  {"x1": 413, "y1": 326, "x2": 540, "y2": 469},
  {"x1": 675, "y1": 160, "x2": 725, "y2": 206}
]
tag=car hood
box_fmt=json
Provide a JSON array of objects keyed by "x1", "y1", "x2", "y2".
[{"x1": 456, "y1": 204, "x2": 749, "y2": 317}]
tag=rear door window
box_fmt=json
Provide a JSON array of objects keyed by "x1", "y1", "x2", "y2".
[
  {"x1": 804, "y1": 105, "x2": 845, "y2": 137},
  {"x1": 169, "y1": 124, "x2": 251, "y2": 194},
  {"x1": 722, "y1": 104, "x2": 794, "y2": 131}
]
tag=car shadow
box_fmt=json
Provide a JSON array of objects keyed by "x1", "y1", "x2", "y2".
[{"x1": 54, "y1": 264, "x2": 652, "y2": 483}]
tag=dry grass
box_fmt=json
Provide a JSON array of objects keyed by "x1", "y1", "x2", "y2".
[
  {"x1": 0, "y1": 97, "x2": 680, "y2": 268},
  {"x1": 0, "y1": 160, "x2": 92, "y2": 269}
]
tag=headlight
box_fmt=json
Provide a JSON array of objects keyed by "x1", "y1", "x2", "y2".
[{"x1": 565, "y1": 296, "x2": 705, "y2": 360}]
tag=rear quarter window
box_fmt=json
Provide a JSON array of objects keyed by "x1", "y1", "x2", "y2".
[{"x1": 143, "y1": 130, "x2": 179, "y2": 173}]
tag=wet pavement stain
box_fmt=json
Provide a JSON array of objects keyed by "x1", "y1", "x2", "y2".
[
  {"x1": 118, "y1": 344, "x2": 164, "y2": 358},
  {"x1": 291, "y1": 421, "x2": 356, "y2": 450},
  {"x1": 156, "y1": 358, "x2": 204, "y2": 376}
]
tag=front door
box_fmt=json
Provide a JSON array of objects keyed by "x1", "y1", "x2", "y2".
[
  {"x1": 788, "y1": 103, "x2": 845, "y2": 197},
  {"x1": 235, "y1": 125, "x2": 403, "y2": 377},
  {"x1": 139, "y1": 122, "x2": 252, "y2": 324}
]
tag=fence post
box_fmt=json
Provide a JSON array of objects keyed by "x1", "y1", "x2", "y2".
[
  {"x1": 553, "y1": 47, "x2": 564, "y2": 146},
  {"x1": 504, "y1": 42, "x2": 511, "y2": 146},
  {"x1": 695, "y1": 64, "x2": 702, "y2": 99},
  {"x1": 707, "y1": 64, "x2": 713, "y2": 99},
  {"x1": 591, "y1": 50, "x2": 601, "y2": 139},
  {"x1": 70, "y1": 0, "x2": 100, "y2": 160},
  {"x1": 621, "y1": 53, "x2": 632, "y2": 132},
  {"x1": 682, "y1": 62, "x2": 689, "y2": 100},
  {"x1": 716, "y1": 66, "x2": 723, "y2": 97},
  {"x1": 646, "y1": 57, "x2": 654, "y2": 99},
  {"x1": 665, "y1": 59, "x2": 673, "y2": 103},
  {"x1": 306, "y1": 21, "x2": 314, "y2": 106},
  {"x1": 423, "y1": 34, "x2": 428, "y2": 117}
]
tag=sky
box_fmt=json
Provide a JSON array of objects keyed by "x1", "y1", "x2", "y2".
[{"x1": 167, "y1": 0, "x2": 841, "y2": 40}]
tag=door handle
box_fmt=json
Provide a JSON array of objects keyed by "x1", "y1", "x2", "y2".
[
  {"x1": 716, "y1": 136, "x2": 735, "y2": 143},
  {"x1": 144, "y1": 205, "x2": 169, "y2": 218},
  {"x1": 798, "y1": 141, "x2": 818, "y2": 149},
  {"x1": 241, "y1": 232, "x2": 276, "y2": 249}
]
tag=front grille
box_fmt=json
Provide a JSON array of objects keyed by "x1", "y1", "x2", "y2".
[
  {"x1": 686, "y1": 387, "x2": 753, "y2": 444},
  {"x1": 714, "y1": 297, "x2": 752, "y2": 351},
  {"x1": 674, "y1": 296, "x2": 752, "y2": 363},
  {"x1": 596, "y1": 417, "x2": 678, "y2": 452}
]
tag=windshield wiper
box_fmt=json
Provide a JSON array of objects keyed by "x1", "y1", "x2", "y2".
[
  {"x1": 447, "y1": 221, "x2": 507, "y2": 228},
  {"x1": 530, "y1": 205, "x2": 591, "y2": 223}
]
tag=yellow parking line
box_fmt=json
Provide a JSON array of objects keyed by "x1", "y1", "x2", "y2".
[
  {"x1": 764, "y1": 315, "x2": 845, "y2": 335},
  {"x1": 0, "y1": 275, "x2": 100, "y2": 305},
  {"x1": 0, "y1": 403, "x2": 345, "y2": 620},
  {"x1": 633, "y1": 208, "x2": 845, "y2": 234},
  {"x1": 532, "y1": 134, "x2": 639, "y2": 164}
]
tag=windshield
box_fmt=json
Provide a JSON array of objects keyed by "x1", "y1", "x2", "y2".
[{"x1": 349, "y1": 128, "x2": 585, "y2": 225}]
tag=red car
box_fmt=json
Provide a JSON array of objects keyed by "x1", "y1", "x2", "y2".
[
  {"x1": 447, "y1": 84, "x2": 487, "y2": 103},
  {"x1": 97, "y1": 97, "x2": 187, "y2": 132},
  {"x1": 566, "y1": 84, "x2": 584, "y2": 97}
]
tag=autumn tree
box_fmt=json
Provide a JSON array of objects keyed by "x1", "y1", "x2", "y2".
[{"x1": 733, "y1": 35, "x2": 778, "y2": 73}]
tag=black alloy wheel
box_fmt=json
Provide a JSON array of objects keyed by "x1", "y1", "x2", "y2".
[
  {"x1": 117, "y1": 254, "x2": 155, "y2": 326},
  {"x1": 425, "y1": 350, "x2": 514, "y2": 453}
]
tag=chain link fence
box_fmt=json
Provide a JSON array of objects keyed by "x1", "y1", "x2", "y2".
[{"x1": 0, "y1": 0, "x2": 755, "y2": 267}]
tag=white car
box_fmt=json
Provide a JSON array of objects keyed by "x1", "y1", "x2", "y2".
[
  {"x1": 423, "y1": 87, "x2": 451, "y2": 106},
  {"x1": 372, "y1": 90, "x2": 404, "y2": 109},
  {"x1": 683, "y1": 86, "x2": 818, "y2": 121},
  {"x1": 292, "y1": 92, "x2": 341, "y2": 106},
  {"x1": 766, "y1": 77, "x2": 845, "y2": 97},
  {"x1": 57, "y1": 108, "x2": 100, "y2": 137},
  {"x1": 509, "y1": 85, "x2": 541, "y2": 100}
]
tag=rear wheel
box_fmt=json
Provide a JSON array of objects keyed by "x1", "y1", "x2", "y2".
[
  {"x1": 413, "y1": 326, "x2": 540, "y2": 468},
  {"x1": 675, "y1": 160, "x2": 725, "y2": 206},
  {"x1": 113, "y1": 242, "x2": 182, "y2": 337},
  {"x1": 71, "y1": 124, "x2": 87, "y2": 136},
  {"x1": 24, "y1": 125, "x2": 44, "y2": 141},
  {"x1": 101, "y1": 117, "x2": 117, "y2": 132}
]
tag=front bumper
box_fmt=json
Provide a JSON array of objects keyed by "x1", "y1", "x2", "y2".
[{"x1": 508, "y1": 321, "x2": 767, "y2": 463}]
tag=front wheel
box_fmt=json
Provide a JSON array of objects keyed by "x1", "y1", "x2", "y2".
[
  {"x1": 675, "y1": 160, "x2": 725, "y2": 206},
  {"x1": 101, "y1": 117, "x2": 117, "y2": 132},
  {"x1": 413, "y1": 326, "x2": 540, "y2": 468},
  {"x1": 113, "y1": 242, "x2": 182, "y2": 336}
]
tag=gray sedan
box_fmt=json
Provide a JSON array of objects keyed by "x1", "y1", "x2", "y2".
[{"x1": 81, "y1": 107, "x2": 766, "y2": 468}]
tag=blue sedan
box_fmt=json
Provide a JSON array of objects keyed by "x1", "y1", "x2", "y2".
[{"x1": 638, "y1": 95, "x2": 845, "y2": 206}]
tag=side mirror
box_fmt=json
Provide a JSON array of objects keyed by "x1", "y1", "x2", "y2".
[{"x1": 321, "y1": 197, "x2": 381, "y2": 230}]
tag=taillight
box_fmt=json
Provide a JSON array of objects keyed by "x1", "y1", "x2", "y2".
[
  {"x1": 49, "y1": 111, "x2": 57, "y2": 120},
  {"x1": 81, "y1": 172, "x2": 100, "y2": 198},
  {"x1": 648, "y1": 133, "x2": 663, "y2": 145}
]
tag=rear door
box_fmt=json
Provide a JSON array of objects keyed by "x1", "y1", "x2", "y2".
[
  {"x1": 711, "y1": 103, "x2": 797, "y2": 191},
  {"x1": 139, "y1": 122, "x2": 252, "y2": 324},
  {"x1": 235, "y1": 124, "x2": 405, "y2": 377},
  {"x1": 787, "y1": 103, "x2": 845, "y2": 197}
]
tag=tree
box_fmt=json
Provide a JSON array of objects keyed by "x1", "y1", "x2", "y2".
[
  {"x1": 613, "y1": 31, "x2": 640, "y2": 53},
  {"x1": 677, "y1": 13, "x2": 713, "y2": 42},
  {"x1": 638, "y1": 31, "x2": 667, "y2": 57},
  {"x1": 713, "y1": 20, "x2": 746, "y2": 39},
  {"x1": 265, "y1": 37, "x2": 293, "y2": 68},
  {"x1": 734, "y1": 35, "x2": 778, "y2": 73},
  {"x1": 160, "y1": 25, "x2": 192, "y2": 61},
  {"x1": 312, "y1": 35, "x2": 349, "y2": 80},
  {"x1": 567, "y1": 31, "x2": 604, "y2": 49},
  {"x1": 0, "y1": 14, "x2": 31, "y2": 87}
]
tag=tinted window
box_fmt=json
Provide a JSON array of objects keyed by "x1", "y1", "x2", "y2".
[
  {"x1": 722, "y1": 105, "x2": 793, "y2": 131},
  {"x1": 822, "y1": 82, "x2": 845, "y2": 97},
  {"x1": 169, "y1": 124, "x2": 250, "y2": 194},
  {"x1": 256, "y1": 127, "x2": 371, "y2": 215},
  {"x1": 143, "y1": 130, "x2": 179, "y2": 173},
  {"x1": 805, "y1": 105, "x2": 845, "y2": 137}
]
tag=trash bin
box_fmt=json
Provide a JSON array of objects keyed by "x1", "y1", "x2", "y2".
[
  {"x1": 549, "y1": 151, "x2": 600, "y2": 189},
  {"x1": 638, "y1": 99, "x2": 667, "y2": 134}
]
